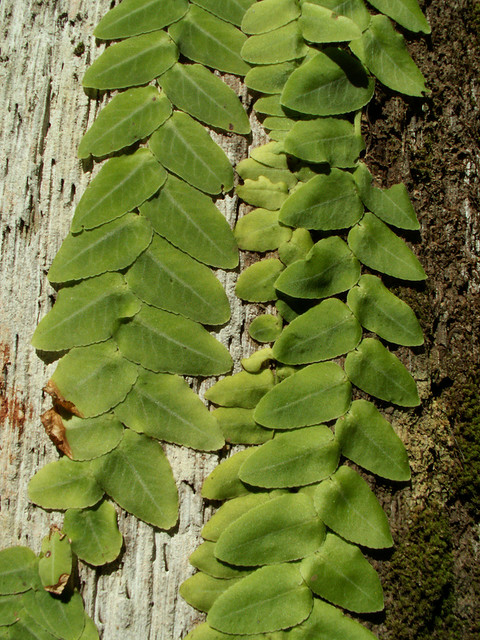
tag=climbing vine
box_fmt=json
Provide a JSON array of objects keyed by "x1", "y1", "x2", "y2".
[{"x1": 1, "y1": 0, "x2": 429, "y2": 637}]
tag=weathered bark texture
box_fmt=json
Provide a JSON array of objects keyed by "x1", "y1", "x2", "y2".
[{"x1": 0, "y1": 1, "x2": 478, "y2": 639}]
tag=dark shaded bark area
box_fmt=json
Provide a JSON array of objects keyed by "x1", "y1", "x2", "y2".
[{"x1": 360, "y1": 1, "x2": 480, "y2": 638}]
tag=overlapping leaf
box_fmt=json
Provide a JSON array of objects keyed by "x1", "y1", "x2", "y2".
[{"x1": 191, "y1": 0, "x2": 255, "y2": 26}]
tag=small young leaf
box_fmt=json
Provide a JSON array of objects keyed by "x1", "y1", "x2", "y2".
[
  {"x1": 275, "y1": 236, "x2": 361, "y2": 299},
  {"x1": 300, "y1": 3, "x2": 362, "y2": 42},
  {"x1": 365, "y1": 0, "x2": 431, "y2": 33},
  {"x1": 236, "y1": 158, "x2": 298, "y2": 189},
  {"x1": 180, "y1": 573, "x2": 241, "y2": 613},
  {"x1": 213, "y1": 408, "x2": 273, "y2": 445},
  {"x1": 347, "y1": 274, "x2": 424, "y2": 346},
  {"x1": 191, "y1": 0, "x2": 255, "y2": 26},
  {"x1": 241, "y1": 348, "x2": 274, "y2": 374},
  {"x1": 278, "y1": 228, "x2": 314, "y2": 265},
  {"x1": 125, "y1": 234, "x2": 230, "y2": 325},
  {"x1": 303, "y1": 0, "x2": 372, "y2": 31},
  {"x1": 94, "y1": 0, "x2": 188, "y2": 39},
  {"x1": 149, "y1": 111, "x2": 234, "y2": 195},
  {"x1": 71, "y1": 149, "x2": 166, "y2": 233},
  {"x1": 251, "y1": 142, "x2": 289, "y2": 169},
  {"x1": 20, "y1": 589, "x2": 85, "y2": 640},
  {"x1": 0, "y1": 548, "x2": 38, "y2": 595},
  {"x1": 28, "y1": 458, "x2": 104, "y2": 510},
  {"x1": 115, "y1": 368, "x2": 224, "y2": 451},
  {"x1": 248, "y1": 315, "x2": 283, "y2": 343},
  {"x1": 215, "y1": 493, "x2": 325, "y2": 566},
  {"x1": 202, "y1": 494, "x2": 272, "y2": 542},
  {"x1": 47, "y1": 213, "x2": 153, "y2": 284},
  {"x1": 140, "y1": 174, "x2": 238, "y2": 269},
  {"x1": 263, "y1": 116, "x2": 295, "y2": 132},
  {"x1": 254, "y1": 95, "x2": 285, "y2": 116},
  {"x1": 207, "y1": 564, "x2": 313, "y2": 634},
  {"x1": 235, "y1": 209, "x2": 292, "y2": 253},
  {"x1": 347, "y1": 213, "x2": 426, "y2": 280},
  {"x1": 235, "y1": 259, "x2": 284, "y2": 302},
  {"x1": 344, "y1": 338, "x2": 420, "y2": 406},
  {"x1": 241, "y1": 22, "x2": 308, "y2": 65},
  {"x1": 202, "y1": 449, "x2": 256, "y2": 501},
  {"x1": 160, "y1": 63, "x2": 250, "y2": 134},
  {"x1": 50, "y1": 340, "x2": 139, "y2": 418},
  {"x1": 83, "y1": 31, "x2": 178, "y2": 90},
  {"x1": 335, "y1": 399, "x2": 411, "y2": 481},
  {"x1": 301, "y1": 533, "x2": 384, "y2": 612},
  {"x1": 205, "y1": 369, "x2": 275, "y2": 409},
  {"x1": 242, "y1": 0, "x2": 301, "y2": 35},
  {"x1": 189, "y1": 542, "x2": 252, "y2": 580},
  {"x1": 349, "y1": 15, "x2": 427, "y2": 97},
  {"x1": 78, "y1": 87, "x2": 171, "y2": 159},
  {"x1": 61, "y1": 413, "x2": 124, "y2": 461},
  {"x1": 38, "y1": 528, "x2": 72, "y2": 593},
  {"x1": 95, "y1": 430, "x2": 178, "y2": 529},
  {"x1": 281, "y1": 49, "x2": 374, "y2": 116},
  {"x1": 254, "y1": 362, "x2": 352, "y2": 430},
  {"x1": 314, "y1": 466, "x2": 393, "y2": 548},
  {"x1": 279, "y1": 169, "x2": 363, "y2": 230},
  {"x1": 245, "y1": 61, "x2": 298, "y2": 94},
  {"x1": 169, "y1": 6, "x2": 249, "y2": 76},
  {"x1": 239, "y1": 425, "x2": 340, "y2": 488},
  {"x1": 236, "y1": 177, "x2": 289, "y2": 210},
  {"x1": 63, "y1": 501, "x2": 123, "y2": 566}
]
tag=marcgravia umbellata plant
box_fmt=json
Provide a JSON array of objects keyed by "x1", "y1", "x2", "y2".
[{"x1": 0, "y1": 0, "x2": 429, "y2": 637}]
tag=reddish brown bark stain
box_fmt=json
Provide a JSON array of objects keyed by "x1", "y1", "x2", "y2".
[{"x1": 0, "y1": 342, "x2": 33, "y2": 437}]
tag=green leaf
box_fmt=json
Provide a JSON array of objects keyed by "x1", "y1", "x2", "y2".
[
  {"x1": 344, "y1": 338, "x2": 420, "y2": 406},
  {"x1": 213, "y1": 408, "x2": 273, "y2": 445},
  {"x1": 301, "y1": 0, "x2": 372, "y2": 31},
  {"x1": 191, "y1": 0, "x2": 255, "y2": 26},
  {"x1": 180, "y1": 573, "x2": 241, "y2": 613},
  {"x1": 205, "y1": 369, "x2": 275, "y2": 409},
  {"x1": 347, "y1": 213, "x2": 426, "y2": 280},
  {"x1": 278, "y1": 228, "x2": 314, "y2": 265},
  {"x1": 0, "y1": 548, "x2": 38, "y2": 595},
  {"x1": 284, "y1": 118, "x2": 365, "y2": 166},
  {"x1": 114, "y1": 368, "x2": 224, "y2": 451},
  {"x1": 314, "y1": 465, "x2": 393, "y2": 548},
  {"x1": 353, "y1": 163, "x2": 420, "y2": 230},
  {"x1": 185, "y1": 623, "x2": 269, "y2": 640},
  {"x1": 365, "y1": 0, "x2": 430, "y2": 33},
  {"x1": 20, "y1": 589, "x2": 85, "y2": 640},
  {"x1": 140, "y1": 174, "x2": 238, "y2": 269},
  {"x1": 235, "y1": 209, "x2": 292, "y2": 253},
  {"x1": 202, "y1": 449, "x2": 256, "y2": 501},
  {"x1": 254, "y1": 95, "x2": 285, "y2": 116},
  {"x1": 47, "y1": 213, "x2": 153, "y2": 284},
  {"x1": 347, "y1": 274, "x2": 424, "y2": 346},
  {"x1": 241, "y1": 348, "x2": 274, "y2": 374},
  {"x1": 83, "y1": 31, "x2": 178, "y2": 90},
  {"x1": 215, "y1": 493, "x2": 325, "y2": 566},
  {"x1": 273, "y1": 298, "x2": 362, "y2": 364},
  {"x1": 94, "y1": 0, "x2": 188, "y2": 39},
  {"x1": 189, "y1": 542, "x2": 252, "y2": 580},
  {"x1": 241, "y1": 22, "x2": 308, "y2": 64},
  {"x1": 251, "y1": 142, "x2": 289, "y2": 169},
  {"x1": 50, "y1": 340, "x2": 139, "y2": 417},
  {"x1": 125, "y1": 234, "x2": 230, "y2": 325},
  {"x1": 349, "y1": 15, "x2": 427, "y2": 97},
  {"x1": 95, "y1": 430, "x2": 178, "y2": 529},
  {"x1": 278, "y1": 169, "x2": 363, "y2": 230},
  {"x1": 63, "y1": 501, "x2": 123, "y2": 566},
  {"x1": 149, "y1": 111, "x2": 233, "y2": 195},
  {"x1": 71, "y1": 149, "x2": 166, "y2": 233},
  {"x1": 78, "y1": 614, "x2": 100, "y2": 640},
  {"x1": 335, "y1": 399, "x2": 411, "y2": 481},
  {"x1": 248, "y1": 315, "x2": 283, "y2": 343},
  {"x1": 207, "y1": 564, "x2": 313, "y2": 634},
  {"x1": 236, "y1": 158, "x2": 298, "y2": 189},
  {"x1": 236, "y1": 177, "x2": 289, "y2": 210},
  {"x1": 160, "y1": 63, "x2": 250, "y2": 134},
  {"x1": 0, "y1": 594, "x2": 22, "y2": 626},
  {"x1": 301, "y1": 532, "x2": 384, "y2": 612},
  {"x1": 28, "y1": 458, "x2": 103, "y2": 510},
  {"x1": 245, "y1": 61, "x2": 298, "y2": 94},
  {"x1": 5, "y1": 613, "x2": 57, "y2": 640},
  {"x1": 32, "y1": 274, "x2": 140, "y2": 352},
  {"x1": 235, "y1": 259, "x2": 284, "y2": 302},
  {"x1": 78, "y1": 87, "x2": 171, "y2": 159},
  {"x1": 239, "y1": 425, "x2": 340, "y2": 488},
  {"x1": 275, "y1": 236, "x2": 361, "y2": 299},
  {"x1": 169, "y1": 6, "x2": 249, "y2": 75},
  {"x1": 300, "y1": 3, "x2": 362, "y2": 42},
  {"x1": 62, "y1": 413, "x2": 124, "y2": 461},
  {"x1": 115, "y1": 305, "x2": 232, "y2": 377},
  {"x1": 263, "y1": 116, "x2": 295, "y2": 132},
  {"x1": 254, "y1": 362, "x2": 352, "y2": 430},
  {"x1": 202, "y1": 494, "x2": 272, "y2": 542},
  {"x1": 281, "y1": 49, "x2": 374, "y2": 116},
  {"x1": 38, "y1": 528, "x2": 72, "y2": 592},
  {"x1": 241, "y1": 0, "x2": 301, "y2": 34}
]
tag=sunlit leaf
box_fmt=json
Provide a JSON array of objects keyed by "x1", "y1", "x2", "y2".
[
  {"x1": 115, "y1": 368, "x2": 224, "y2": 451},
  {"x1": 83, "y1": 31, "x2": 178, "y2": 90},
  {"x1": 278, "y1": 228, "x2": 314, "y2": 265},
  {"x1": 149, "y1": 111, "x2": 233, "y2": 194},
  {"x1": 344, "y1": 338, "x2": 420, "y2": 406},
  {"x1": 205, "y1": 369, "x2": 275, "y2": 409},
  {"x1": 242, "y1": 0, "x2": 301, "y2": 35},
  {"x1": 62, "y1": 413, "x2": 124, "y2": 461},
  {"x1": 78, "y1": 614, "x2": 100, "y2": 640},
  {"x1": 263, "y1": 116, "x2": 295, "y2": 132},
  {"x1": 160, "y1": 63, "x2": 250, "y2": 134},
  {"x1": 213, "y1": 408, "x2": 273, "y2": 445},
  {"x1": 4, "y1": 612, "x2": 57, "y2": 640},
  {"x1": 241, "y1": 348, "x2": 274, "y2": 374},
  {"x1": 20, "y1": 589, "x2": 85, "y2": 640},
  {"x1": 365, "y1": 0, "x2": 430, "y2": 33},
  {"x1": 189, "y1": 542, "x2": 252, "y2": 580},
  {"x1": 236, "y1": 177, "x2": 289, "y2": 210},
  {"x1": 63, "y1": 501, "x2": 123, "y2": 566},
  {"x1": 301, "y1": 0, "x2": 372, "y2": 30},
  {"x1": 300, "y1": 3, "x2": 362, "y2": 42},
  {"x1": 202, "y1": 494, "x2": 272, "y2": 542},
  {"x1": 254, "y1": 95, "x2": 285, "y2": 116},
  {"x1": 180, "y1": 573, "x2": 241, "y2": 613},
  {"x1": 335, "y1": 399, "x2": 411, "y2": 481},
  {"x1": 236, "y1": 259, "x2": 284, "y2": 302},
  {"x1": 0, "y1": 548, "x2": 38, "y2": 595},
  {"x1": 254, "y1": 362, "x2": 352, "y2": 429},
  {"x1": 78, "y1": 87, "x2": 171, "y2": 159},
  {"x1": 202, "y1": 449, "x2": 255, "y2": 501},
  {"x1": 245, "y1": 61, "x2": 298, "y2": 94},
  {"x1": 241, "y1": 22, "x2": 308, "y2": 64},
  {"x1": 38, "y1": 528, "x2": 72, "y2": 593},
  {"x1": 314, "y1": 466, "x2": 393, "y2": 548},
  {"x1": 95, "y1": 430, "x2": 178, "y2": 529},
  {"x1": 94, "y1": 0, "x2": 188, "y2": 39},
  {"x1": 248, "y1": 315, "x2": 283, "y2": 343},
  {"x1": 71, "y1": 149, "x2": 166, "y2": 233},
  {"x1": 140, "y1": 174, "x2": 238, "y2": 269},
  {"x1": 191, "y1": 0, "x2": 255, "y2": 26},
  {"x1": 0, "y1": 594, "x2": 22, "y2": 626},
  {"x1": 251, "y1": 141, "x2": 288, "y2": 169},
  {"x1": 236, "y1": 158, "x2": 297, "y2": 189},
  {"x1": 235, "y1": 209, "x2": 292, "y2": 253}
]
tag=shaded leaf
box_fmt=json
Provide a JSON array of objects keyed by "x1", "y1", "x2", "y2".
[
  {"x1": 236, "y1": 259, "x2": 284, "y2": 302},
  {"x1": 205, "y1": 368, "x2": 275, "y2": 409},
  {"x1": 184, "y1": 622, "x2": 266, "y2": 640},
  {"x1": 251, "y1": 142, "x2": 289, "y2": 169},
  {"x1": 180, "y1": 573, "x2": 240, "y2": 613},
  {"x1": 235, "y1": 209, "x2": 292, "y2": 253},
  {"x1": 365, "y1": 0, "x2": 430, "y2": 33},
  {"x1": 94, "y1": 0, "x2": 188, "y2": 39},
  {"x1": 78, "y1": 615, "x2": 100, "y2": 640},
  {"x1": 236, "y1": 177, "x2": 289, "y2": 210},
  {"x1": 189, "y1": 542, "x2": 253, "y2": 580},
  {"x1": 213, "y1": 408, "x2": 273, "y2": 445},
  {"x1": 0, "y1": 594, "x2": 22, "y2": 626},
  {"x1": 248, "y1": 315, "x2": 283, "y2": 343},
  {"x1": 245, "y1": 61, "x2": 298, "y2": 94},
  {"x1": 300, "y1": 3, "x2": 362, "y2": 42},
  {"x1": 202, "y1": 449, "x2": 256, "y2": 501},
  {"x1": 38, "y1": 528, "x2": 72, "y2": 593},
  {"x1": 202, "y1": 494, "x2": 272, "y2": 542},
  {"x1": 0, "y1": 548, "x2": 38, "y2": 595},
  {"x1": 241, "y1": 22, "x2": 308, "y2": 64},
  {"x1": 191, "y1": 0, "x2": 255, "y2": 26},
  {"x1": 5, "y1": 613, "x2": 57, "y2": 640},
  {"x1": 20, "y1": 589, "x2": 85, "y2": 640}
]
